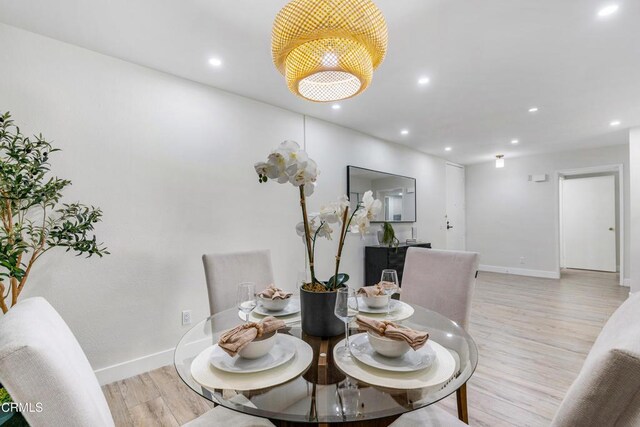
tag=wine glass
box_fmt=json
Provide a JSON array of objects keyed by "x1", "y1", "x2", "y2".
[
  {"x1": 237, "y1": 282, "x2": 257, "y2": 323},
  {"x1": 380, "y1": 269, "x2": 399, "y2": 316},
  {"x1": 334, "y1": 287, "x2": 359, "y2": 358}
]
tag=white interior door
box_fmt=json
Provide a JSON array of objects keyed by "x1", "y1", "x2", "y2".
[
  {"x1": 561, "y1": 175, "x2": 616, "y2": 272},
  {"x1": 445, "y1": 163, "x2": 466, "y2": 250}
]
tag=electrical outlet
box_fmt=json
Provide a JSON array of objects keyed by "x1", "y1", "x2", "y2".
[
  {"x1": 519, "y1": 257, "x2": 525, "y2": 265},
  {"x1": 182, "y1": 310, "x2": 192, "y2": 326}
]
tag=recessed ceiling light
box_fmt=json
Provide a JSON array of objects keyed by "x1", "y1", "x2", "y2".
[
  {"x1": 511, "y1": 139, "x2": 519, "y2": 144},
  {"x1": 610, "y1": 120, "x2": 621, "y2": 127},
  {"x1": 445, "y1": 147, "x2": 452, "y2": 152},
  {"x1": 598, "y1": 4, "x2": 619, "y2": 17},
  {"x1": 332, "y1": 104, "x2": 341, "y2": 110},
  {"x1": 418, "y1": 76, "x2": 430, "y2": 85},
  {"x1": 401, "y1": 129, "x2": 410, "y2": 135},
  {"x1": 528, "y1": 107, "x2": 539, "y2": 113},
  {"x1": 208, "y1": 57, "x2": 223, "y2": 67}
]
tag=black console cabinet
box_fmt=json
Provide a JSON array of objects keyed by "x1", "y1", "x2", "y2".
[{"x1": 364, "y1": 243, "x2": 431, "y2": 286}]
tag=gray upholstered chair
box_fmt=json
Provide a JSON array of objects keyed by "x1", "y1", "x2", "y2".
[
  {"x1": 0, "y1": 297, "x2": 273, "y2": 427},
  {"x1": 202, "y1": 249, "x2": 274, "y2": 315},
  {"x1": 394, "y1": 247, "x2": 479, "y2": 425}
]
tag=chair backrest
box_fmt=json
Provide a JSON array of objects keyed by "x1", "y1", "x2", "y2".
[
  {"x1": 551, "y1": 292, "x2": 640, "y2": 427},
  {"x1": 0, "y1": 297, "x2": 114, "y2": 427},
  {"x1": 400, "y1": 247, "x2": 479, "y2": 331},
  {"x1": 202, "y1": 249, "x2": 274, "y2": 315}
]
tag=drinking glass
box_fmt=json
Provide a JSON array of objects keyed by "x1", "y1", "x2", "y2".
[
  {"x1": 335, "y1": 378, "x2": 361, "y2": 418},
  {"x1": 380, "y1": 269, "x2": 399, "y2": 315},
  {"x1": 237, "y1": 282, "x2": 257, "y2": 323},
  {"x1": 334, "y1": 287, "x2": 359, "y2": 358}
]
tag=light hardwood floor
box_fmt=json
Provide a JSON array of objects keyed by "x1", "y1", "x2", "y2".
[{"x1": 103, "y1": 269, "x2": 629, "y2": 426}]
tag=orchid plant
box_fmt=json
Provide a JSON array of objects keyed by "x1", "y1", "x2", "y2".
[{"x1": 255, "y1": 141, "x2": 381, "y2": 291}]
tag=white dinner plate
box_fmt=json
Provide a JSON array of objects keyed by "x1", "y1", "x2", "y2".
[
  {"x1": 349, "y1": 333, "x2": 436, "y2": 373},
  {"x1": 191, "y1": 334, "x2": 313, "y2": 391},
  {"x1": 209, "y1": 334, "x2": 296, "y2": 374},
  {"x1": 333, "y1": 336, "x2": 456, "y2": 390},
  {"x1": 253, "y1": 298, "x2": 301, "y2": 317},
  {"x1": 357, "y1": 300, "x2": 415, "y2": 322},
  {"x1": 357, "y1": 298, "x2": 398, "y2": 314}
]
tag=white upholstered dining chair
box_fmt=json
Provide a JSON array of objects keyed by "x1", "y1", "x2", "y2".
[
  {"x1": 0, "y1": 297, "x2": 274, "y2": 427},
  {"x1": 391, "y1": 269, "x2": 640, "y2": 426},
  {"x1": 202, "y1": 249, "x2": 274, "y2": 315},
  {"x1": 550, "y1": 291, "x2": 640, "y2": 427},
  {"x1": 395, "y1": 247, "x2": 479, "y2": 425}
]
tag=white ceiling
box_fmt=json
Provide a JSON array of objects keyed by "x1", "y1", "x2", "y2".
[{"x1": 1, "y1": 0, "x2": 639, "y2": 164}]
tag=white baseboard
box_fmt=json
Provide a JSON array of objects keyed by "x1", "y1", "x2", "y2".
[
  {"x1": 479, "y1": 264, "x2": 560, "y2": 279},
  {"x1": 94, "y1": 347, "x2": 175, "y2": 385}
]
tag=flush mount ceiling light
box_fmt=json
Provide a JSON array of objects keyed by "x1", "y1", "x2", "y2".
[
  {"x1": 401, "y1": 129, "x2": 409, "y2": 135},
  {"x1": 528, "y1": 107, "x2": 539, "y2": 113},
  {"x1": 495, "y1": 155, "x2": 505, "y2": 168},
  {"x1": 598, "y1": 4, "x2": 619, "y2": 17},
  {"x1": 511, "y1": 139, "x2": 519, "y2": 144},
  {"x1": 272, "y1": 0, "x2": 388, "y2": 102},
  {"x1": 208, "y1": 57, "x2": 223, "y2": 67},
  {"x1": 610, "y1": 120, "x2": 621, "y2": 127}
]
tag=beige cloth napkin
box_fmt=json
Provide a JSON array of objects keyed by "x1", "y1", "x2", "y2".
[
  {"x1": 356, "y1": 315, "x2": 429, "y2": 351},
  {"x1": 218, "y1": 316, "x2": 285, "y2": 357},
  {"x1": 357, "y1": 284, "x2": 386, "y2": 297},
  {"x1": 258, "y1": 284, "x2": 293, "y2": 300}
]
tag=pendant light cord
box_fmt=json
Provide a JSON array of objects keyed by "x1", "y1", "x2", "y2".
[{"x1": 303, "y1": 115, "x2": 307, "y2": 150}]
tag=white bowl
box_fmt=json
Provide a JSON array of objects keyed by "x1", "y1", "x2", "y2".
[
  {"x1": 367, "y1": 331, "x2": 410, "y2": 358},
  {"x1": 361, "y1": 294, "x2": 390, "y2": 308},
  {"x1": 258, "y1": 295, "x2": 290, "y2": 311},
  {"x1": 238, "y1": 331, "x2": 277, "y2": 359}
]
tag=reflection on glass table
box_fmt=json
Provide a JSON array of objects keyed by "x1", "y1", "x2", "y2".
[{"x1": 174, "y1": 303, "x2": 477, "y2": 424}]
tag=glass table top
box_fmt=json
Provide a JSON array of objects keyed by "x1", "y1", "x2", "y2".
[{"x1": 174, "y1": 301, "x2": 477, "y2": 424}]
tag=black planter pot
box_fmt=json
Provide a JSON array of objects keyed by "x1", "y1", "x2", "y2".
[{"x1": 299, "y1": 287, "x2": 344, "y2": 337}]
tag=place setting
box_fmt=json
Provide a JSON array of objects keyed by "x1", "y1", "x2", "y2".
[
  {"x1": 190, "y1": 283, "x2": 312, "y2": 392},
  {"x1": 237, "y1": 282, "x2": 301, "y2": 325},
  {"x1": 356, "y1": 269, "x2": 415, "y2": 322},
  {"x1": 333, "y1": 286, "x2": 455, "y2": 390}
]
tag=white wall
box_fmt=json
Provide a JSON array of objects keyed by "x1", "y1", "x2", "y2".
[
  {"x1": 0, "y1": 24, "x2": 449, "y2": 382},
  {"x1": 630, "y1": 128, "x2": 640, "y2": 294},
  {"x1": 466, "y1": 144, "x2": 630, "y2": 281}
]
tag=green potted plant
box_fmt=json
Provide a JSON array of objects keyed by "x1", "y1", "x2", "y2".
[
  {"x1": 378, "y1": 222, "x2": 400, "y2": 248},
  {"x1": 0, "y1": 112, "x2": 108, "y2": 411},
  {"x1": 255, "y1": 141, "x2": 380, "y2": 336}
]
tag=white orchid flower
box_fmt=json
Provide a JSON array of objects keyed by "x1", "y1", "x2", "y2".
[
  {"x1": 278, "y1": 140, "x2": 301, "y2": 152},
  {"x1": 254, "y1": 161, "x2": 279, "y2": 180},
  {"x1": 256, "y1": 140, "x2": 320, "y2": 194},
  {"x1": 319, "y1": 204, "x2": 340, "y2": 224},
  {"x1": 295, "y1": 221, "x2": 308, "y2": 237},
  {"x1": 361, "y1": 190, "x2": 382, "y2": 220},
  {"x1": 320, "y1": 195, "x2": 351, "y2": 224},
  {"x1": 350, "y1": 210, "x2": 370, "y2": 235},
  {"x1": 348, "y1": 191, "x2": 382, "y2": 236},
  {"x1": 303, "y1": 182, "x2": 315, "y2": 196},
  {"x1": 288, "y1": 158, "x2": 318, "y2": 186},
  {"x1": 316, "y1": 222, "x2": 333, "y2": 240}
]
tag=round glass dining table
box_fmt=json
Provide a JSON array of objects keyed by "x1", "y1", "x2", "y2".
[{"x1": 174, "y1": 302, "x2": 478, "y2": 425}]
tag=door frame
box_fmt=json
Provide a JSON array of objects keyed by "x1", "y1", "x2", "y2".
[
  {"x1": 554, "y1": 164, "x2": 624, "y2": 286},
  {"x1": 445, "y1": 161, "x2": 466, "y2": 250}
]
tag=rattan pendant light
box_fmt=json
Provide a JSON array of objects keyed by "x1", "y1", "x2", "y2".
[{"x1": 272, "y1": 0, "x2": 388, "y2": 102}]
